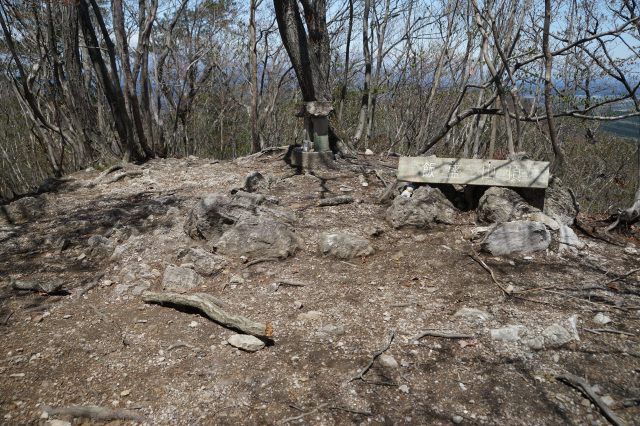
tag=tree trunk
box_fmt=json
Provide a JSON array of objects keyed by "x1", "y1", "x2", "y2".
[{"x1": 249, "y1": 0, "x2": 261, "y2": 153}]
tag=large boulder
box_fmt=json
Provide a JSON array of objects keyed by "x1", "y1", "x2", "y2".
[
  {"x1": 480, "y1": 221, "x2": 551, "y2": 255},
  {"x1": 187, "y1": 248, "x2": 228, "y2": 276},
  {"x1": 0, "y1": 196, "x2": 46, "y2": 224},
  {"x1": 183, "y1": 192, "x2": 294, "y2": 242},
  {"x1": 476, "y1": 187, "x2": 539, "y2": 224},
  {"x1": 543, "y1": 177, "x2": 579, "y2": 226},
  {"x1": 386, "y1": 185, "x2": 457, "y2": 229},
  {"x1": 318, "y1": 232, "x2": 374, "y2": 259},
  {"x1": 214, "y1": 217, "x2": 302, "y2": 259},
  {"x1": 162, "y1": 265, "x2": 203, "y2": 293}
]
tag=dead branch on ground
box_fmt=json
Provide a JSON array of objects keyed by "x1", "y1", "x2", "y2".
[
  {"x1": 350, "y1": 331, "x2": 397, "y2": 386},
  {"x1": 606, "y1": 268, "x2": 640, "y2": 285},
  {"x1": 40, "y1": 405, "x2": 146, "y2": 422},
  {"x1": 273, "y1": 279, "x2": 306, "y2": 291},
  {"x1": 330, "y1": 406, "x2": 372, "y2": 416},
  {"x1": 240, "y1": 257, "x2": 278, "y2": 270},
  {"x1": 76, "y1": 272, "x2": 106, "y2": 299},
  {"x1": 581, "y1": 327, "x2": 635, "y2": 336},
  {"x1": 142, "y1": 291, "x2": 273, "y2": 338},
  {"x1": 556, "y1": 373, "x2": 625, "y2": 426},
  {"x1": 411, "y1": 331, "x2": 473, "y2": 341},
  {"x1": 468, "y1": 251, "x2": 510, "y2": 295},
  {"x1": 278, "y1": 403, "x2": 329, "y2": 425},
  {"x1": 317, "y1": 195, "x2": 354, "y2": 206}
]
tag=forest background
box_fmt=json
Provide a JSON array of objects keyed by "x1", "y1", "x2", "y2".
[{"x1": 0, "y1": 0, "x2": 639, "y2": 221}]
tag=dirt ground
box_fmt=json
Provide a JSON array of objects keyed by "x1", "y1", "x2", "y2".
[{"x1": 1, "y1": 149, "x2": 639, "y2": 425}]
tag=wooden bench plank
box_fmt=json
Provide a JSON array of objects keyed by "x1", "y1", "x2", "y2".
[{"x1": 397, "y1": 157, "x2": 550, "y2": 188}]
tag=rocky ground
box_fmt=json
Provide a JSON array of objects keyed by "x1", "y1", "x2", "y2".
[{"x1": 1, "y1": 149, "x2": 639, "y2": 425}]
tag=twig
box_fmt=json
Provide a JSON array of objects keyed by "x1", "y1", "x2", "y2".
[
  {"x1": 76, "y1": 272, "x2": 106, "y2": 299},
  {"x1": 40, "y1": 405, "x2": 146, "y2": 422},
  {"x1": 512, "y1": 286, "x2": 554, "y2": 294},
  {"x1": 340, "y1": 260, "x2": 358, "y2": 267},
  {"x1": 411, "y1": 331, "x2": 473, "y2": 341},
  {"x1": 541, "y1": 289, "x2": 629, "y2": 311},
  {"x1": 240, "y1": 257, "x2": 278, "y2": 270},
  {"x1": 317, "y1": 196, "x2": 354, "y2": 207},
  {"x1": 88, "y1": 304, "x2": 109, "y2": 323},
  {"x1": 350, "y1": 331, "x2": 395, "y2": 383},
  {"x1": 142, "y1": 291, "x2": 272, "y2": 338},
  {"x1": 167, "y1": 342, "x2": 195, "y2": 351},
  {"x1": 468, "y1": 251, "x2": 510, "y2": 295},
  {"x1": 330, "y1": 406, "x2": 372, "y2": 416},
  {"x1": 278, "y1": 403, "x2": 328, "y2": 425},
  {"x1": 1, "y1": 310, "x2": 14, "y2": 326},
  {"x1": 583, "y1": 328, "x2": 635, "y2": 336},
  {"x1": 606, "y1": 268, "x2": 640, "y2": 285},
  {"x1": 373, "y1": 169, "x2": 388, "y2": 187},
  {"x1": 273, "y1": 279, "x2": 306, "y2": 291},
  {"x1": 556, "y1": 373, "x2": 625, "y2": 426}
]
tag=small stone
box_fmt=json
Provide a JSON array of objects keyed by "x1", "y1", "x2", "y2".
[
  {"x1": 542, "y1": 324, "x2": 572, "y2": 346},
  {"x1": 49, "y1": 420, "x2": 72, "y2": 426},
  {"x1": 594, "y1": 313, "x2": 612, "y2": 325},
  {"x1": 552, "y1": 353, "x2": 561, "y2": 363},
  {"x1": 189, "y1": 321, "x2": 199, "y2": 328},
  {"x1": 230, "y1": 275, "x2": 245, "y2": 284},
  {"x1": 454, "y1": 308, "x2": 491, "y2": 321},
  {"x1": 601, "y1": 395, "x2": 615, "y2": 406},
  {"x1": 378, "y1": 354, "x2": 399, "y2": 369},
  {"x1": 452, "y1": 415, "x2": 464, "y2": 424},
  {"x1": 293, "y1": 301, "x2": 303, "y2": 309},
  {"x1": 391, "y1": 251, "x2": 404, "y2": 261},
  {"x1": 490, "y1": 325, "x2": 526, "y2": 341},
  {"x1": 40, "y1": 411, "x2": 49, "y2": 419},
  {"x1": 227, "y1": 334, "x2": 265, "y2": 352},
  {"x1": 120, "y1": 390, "x2": 131, "y2": 397},
  {"x1": 318, "y1": 324, "x2": 345, "y2": 336},
  {"x1": 364, "y1": 148, "x2": 374, "y2": 155},
  {"x1": 526, "y1": 336, "x2": 544, "y2": 350},
  {"x1": 298, "y1": 311, "x2": 322, "y2": 320},
  {"x1": 624, "y1": 246, "x2": 638, "y2": 255},
  {"x1": 581, "y1": 398, "x2": 590, "y2": 407},
  {"x1": 398, "y1": 384, "x2": 409, "y2": 394}
]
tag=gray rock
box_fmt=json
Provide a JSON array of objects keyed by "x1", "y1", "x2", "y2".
[
  {"x1": 480, "y1": 221, "x2": 551, "y2": 256},
  {"x1": 526, "y1": 211, "x2": 560, "y2": 231},
  {"x1": 378, "y1": 354, "x2": 399, "y2": 369},
  {"x1": 318, "y1": 232, "x2": 374, "y2": 259},
  {"x1": 87, "y1": 235, "x2": 114, "y2": 259},
  {"x1": 0, "y1": 196, "x2": 46, "y2": 224},
  {"x1": 378, "y1": 180, "x2": 405, "y2": 204},
  {"x1": 600, "y1": 395, "x2": 615, "y2": 406},
  {"x1": 452, "y1": 415, "x2": 464, "y2": 424},
  {"x1": 542, "y1": 324, "x2": 572, "y2": 346},
  {"x1": 183, "y1": 192, "x2": 293, "y2": 242},
  {"x1": 398, "y1": 384, "x2": 410, "y2": 394},
  {"x1": 227, "y1": 334, "x2": 265, "y2": 352},
  {"x1": 386, "y1": 185, "x2": 457, "y2": 229},
  {"x1": 490, "y1": 325, "x2": 527, "y2": 341},
  {"x1": 476, "y1": 187, "x2": 539, "y2": 224},
  {"x1": 558, "y1": 225, "x2": 584, "y2": 253},
  {"x1": 162, "y1": 265, "x2": 203, "y2": 293},
  {"x1": 363, "y1": 225, "x2": 384, "y2": 237},
  {"x1": 454, "y1": 307, "x2": 492, "y2": 321},
  {"x1": 318, "y1": 324, "x2": 345, "y2": 336},
  {"x1": 543, "y1": 177, "x2": 579, "y2": 226},
  {"x1": 187, "y1": 248, "x2": 227, "y2": 276},
  {"x1": 240, "y1": 171, "x2": 270, "y2": 193},
  {"x1": 526, "y1": 336, "x2": 545, "y2": 350},
  {"x1": 214, "y1": 217, "x2": 302, "y2": 259},
  {"x1": 298, "y1": 311, "x2": 322, "y2": 320},
  {"x1": 593, "y1": 312, "x2": 612, "y2": 325}
]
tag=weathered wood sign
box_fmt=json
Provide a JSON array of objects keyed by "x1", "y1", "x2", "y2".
[{"x1": 397, "y1": 157, "x2": 550, "y2": 188}]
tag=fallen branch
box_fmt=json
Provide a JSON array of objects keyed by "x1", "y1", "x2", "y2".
[
  {"x1": 76, "y1": 272, "x2": 106, "y2": 299},
  {"x1": 330, "y1": 406, "x2": 372, "y2": 416},
  {"x1": 468, "y1": 251, "x2": 510, "y2": 294},
  {"x1": 350, "y1": 331, "x2": 395, "y2": 384},
  {"x1": 240, "y1": 257, "x2": 278, "y2": 270},
  {"x1": 582, "y1": 328, "x2": 635, "y2": 336},
  {"x1": 273, "y1": 279, "x2": 306, "y2": 291},
  {"x1": 278, "y1": 403, "x2": 328, "y2": 425},
  {"x1": 41, "y1": 405, "x2": 146, "y2": 422},
  {"x1": 1, "y1": 310, "x2": 14, "y2": 326},
  {"x1": 372, "y1": 169, "x2": 388, "y2": 187},
  {"x1": 605, "y1": 268, "x2": 640, "y2": 285},
  {"x1": 167, "y1": 342, "x2": 195, "y2": 351},
  {"x1": 142, "y1": 291, "x2": 273, "y2": 338},
  {"x1": 11, "y1": 279, "x2": 63, "y2": 294},
  {"x1": 411, "y1": 331, "x2": 473, "y2": 341},
  {"x1": 512, "y1": 286, "x2": 554, "y2": 294},
  {"x1": 101, "y1": 170, "x2": 143, "y2": 185},
  {"x1": 317, "y1": 196, "x2": 354, "y2": 207},
  {"x1": 556, "y1": 373, "x2": 625, "y2": 426},
  {"x1": 98, "y1": 165, "x2": 123, "y2": 178}
]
